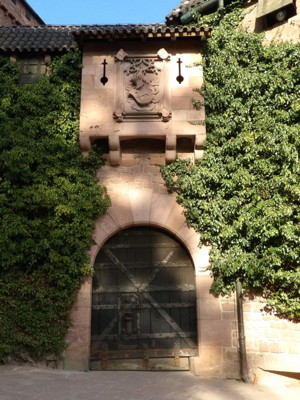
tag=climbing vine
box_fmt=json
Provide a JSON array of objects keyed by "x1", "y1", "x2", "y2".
[
  {"x1": 161, "y1": 3, "x2": 300, "y2": 321},
  {"x1": 0, "y1": 52, "x2": 110, "y2": 361}
]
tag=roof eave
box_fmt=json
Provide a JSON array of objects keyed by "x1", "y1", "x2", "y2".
[{"x1": 73, "y1": 26, "x2": 212, "y2": 41}]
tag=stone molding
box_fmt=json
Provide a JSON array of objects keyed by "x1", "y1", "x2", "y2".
[{"x1": 90, "y1": 189, "x2": 210, "y2": 274}]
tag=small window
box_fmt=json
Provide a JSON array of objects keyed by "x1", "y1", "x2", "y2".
[
  {"x1": 256, "y1": 0, "x2": 296, "y2": 31},
  {"x1": 19, "y1": 58, "x2": 46, "y2": 85},
  {"x1": 10, "y1": 0, "x2": 17, "y2": 4}
]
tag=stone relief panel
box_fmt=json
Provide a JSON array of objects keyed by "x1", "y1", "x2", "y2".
[
  {"x1": 125, "y1": 58, "x2": 160, "y2": 112},
  {"x1": 114, "y1": 49, "x2": 171, "y2": 122}
]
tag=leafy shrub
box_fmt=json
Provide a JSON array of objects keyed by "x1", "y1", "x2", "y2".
[{"x1": 161, "y1": 4, "x2": 300, "y2": 321}]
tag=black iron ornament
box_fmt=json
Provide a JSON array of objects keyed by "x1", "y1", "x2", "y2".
[
  {"x1": 176, "y1": 58, "x2": 184, "y2": 84},
  {"x1": 100, "y1": 59, "x2": 108, "y2": 85}
]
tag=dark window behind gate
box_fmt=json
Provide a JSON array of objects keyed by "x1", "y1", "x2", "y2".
[{"x1": 90, "y1": 227, "x2": 198, "y2": 370}]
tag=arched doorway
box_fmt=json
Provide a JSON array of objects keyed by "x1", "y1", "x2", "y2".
[{"x1": 90, "y1": 226, "x2": 198, "y2": 370}]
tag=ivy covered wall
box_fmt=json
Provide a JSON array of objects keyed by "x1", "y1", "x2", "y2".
[
  {"x1": 0, "y1": 52, "x2": 110, "y2": 361},
  {"x1": 161, "y1": 2, "x2": 300, "y2": 322}
]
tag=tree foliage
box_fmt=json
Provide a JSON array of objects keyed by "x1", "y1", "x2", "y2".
[
  {"x1": 0, "y1": 52, "x2": 110, "y2": 360},
  {"x1": 161, "y1": 4, "x2": 300, "y2": 321}
]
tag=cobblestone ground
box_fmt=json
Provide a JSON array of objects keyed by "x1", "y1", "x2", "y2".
[{"x1": 0, "y1": 366, "x2": 299, "y2": 400}]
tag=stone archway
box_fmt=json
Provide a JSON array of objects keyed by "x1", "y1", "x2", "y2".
[
  {"x1": 63, "y1": 190, "x2": 211, "y2": 371},
  {"x1": 90, "y1": 189, "x2": 209, "y2": 270},
  {"x1": 63, "y1": 191, "x2": 233, "y2": 377},
  {"x1": 90, "y1": 225, "x2": 198, "y2": 371}
]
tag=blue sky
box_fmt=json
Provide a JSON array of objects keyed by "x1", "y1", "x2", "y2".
[{"x1": 27, "y1": 0, "x2": 179, "y2": 25}]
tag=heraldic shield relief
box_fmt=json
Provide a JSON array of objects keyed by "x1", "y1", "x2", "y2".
[
  {"x1": 114, "y1": 49, "x2": 171, "y2": 122},
  {"x1": 125, "y1": 58, "x2": 160, "y2": 112}
]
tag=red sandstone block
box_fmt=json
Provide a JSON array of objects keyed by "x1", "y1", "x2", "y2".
[
  {"x1": 63, "y1": 346, "x2": 89, "y2": 371},
  {"x1": 82, "y1": 64, "x2": 95, "y2": 75},
  {"x1": 81, "y1": 89, "x2": 99, "y2": 99},
  {"x1": 71, "y1": 278, "x2": 92, "y2": 309},
  {"x1": 152, "y1": 175, "x2": 165, "y2": 184},
  {"x1": 94, "y1": 213, "x2": 120, "y2": 240},
  {"x1": 195, "y1": 275, "x2": 214, "y2": 299},
  {"x1": 121, "y1": 160, "x2": 136, "y2": 168},
  {"x1": 149, "y1": 193, "x2": 175, "y2": 225},
  {"x1": 172, "y1": 110, "x2": 188, "y2": 121},
  {"x1": 198, "y1": 298, "x2": 221, "y2": 320},
  {"x1": 231, "y1": 330, "x2": 238, "y2": 339},
  {"x1": 224, "y1": 349, "x2": 239, "y2": 362},
  {"x1": 82, "y1": 56, "x2": 93, "y2": 66},
  {"x1": 171, "y1": 97, "x2": 191, "y2": 110},
  {"x1": 134, "y1": 173, "x2": 152, "y2": 185},
  {"x1": 128, "y1": 188, "x2": 153, "y2": 224},
  {"x1": 222, "y1": 312, "x2": 236, "y2": 321},
  {"x1": 199, "y1": 320, "x2": 232, "y2": 347},
  {"x1": 190, "y1": 346, "x2": 223, "y2": 377},
  {"x1": 246, "y1": 340, "x2": 259, "y2": 351},
  {"x1": 221, "y1": 302, "x2": 235, "y2": 312},
  {"x1": 165, "y1": 201, "x2": 187, "y2": 232},
  {"x1": 98, "y1": 169, "x2": 120, "y2": 179},
  {"x1": 188, "y1": 109, "x2": 205, "y2": 120},
  {"x1": 259, "y1": 341, "x2": 270, "y2": 352},
  {"x1": 66, "y1": 324, "x2": 91, "y2": 345},
  {"x1": 149, "y1": 158, "x2": 165, "y2": 166},
  {"x1": 222, "y1": 360, "x2": 240, "y2": 380},
  {"x1": 171, "y1": 87, "x2": 201, "y2": 97},
  {"x1": 108, "y1": 195, "x2": 133, "y2": 228},
  {"x1": 119, "y1": 173, "x2": 134, "y2": 182},
  {"x1": 152, "y1": 183, "x2": 164, "y2": 191},
  {"x1": 148, "y1": 165, "x2": 161, "y2": 174},
  {"x1": 81, "y1": 75, "x2": 94, "y2": 90}
]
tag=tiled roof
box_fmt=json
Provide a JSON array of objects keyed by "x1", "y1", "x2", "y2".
[
  {"x1": 74, "y1": 23, "x2": 211, "y2": 39},
  {"x1": 0, "y1": 26, "x2": 77, "y2": 53},
  {"x1": 0, "y1": 24, "x2": 211, "y2": 53},
  {"x1": 166, "y1": 0, "x2": 217, "y2": 25}
]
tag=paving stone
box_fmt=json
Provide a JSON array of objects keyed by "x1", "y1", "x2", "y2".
[{"x1": 0, "y1": 366, "x2": 299, "y2": 400}]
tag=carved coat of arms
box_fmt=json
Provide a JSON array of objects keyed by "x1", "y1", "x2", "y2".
[
  {"x1": 124, "y1": 59, "x2": 160, "y2": 112},
  {"x1": 114, "y1": 49, "x2": 171, "y2": 122}
]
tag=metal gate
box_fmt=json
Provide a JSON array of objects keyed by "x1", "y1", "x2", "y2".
[{"x1": 90, "y1": 227, "x2": 198, "y2": 370}]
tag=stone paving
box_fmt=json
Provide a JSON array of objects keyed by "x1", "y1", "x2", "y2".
[{"x1": 0, "y1": 366, "x2": 299, "y2": 400}]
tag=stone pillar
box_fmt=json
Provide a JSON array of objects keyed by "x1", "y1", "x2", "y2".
[
  {"x1": 63, "y1": 277, "x2": 92, "y2": 370},
  {"x1": 190, "y1": 275, "x2": 234, "y2": 378}
]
